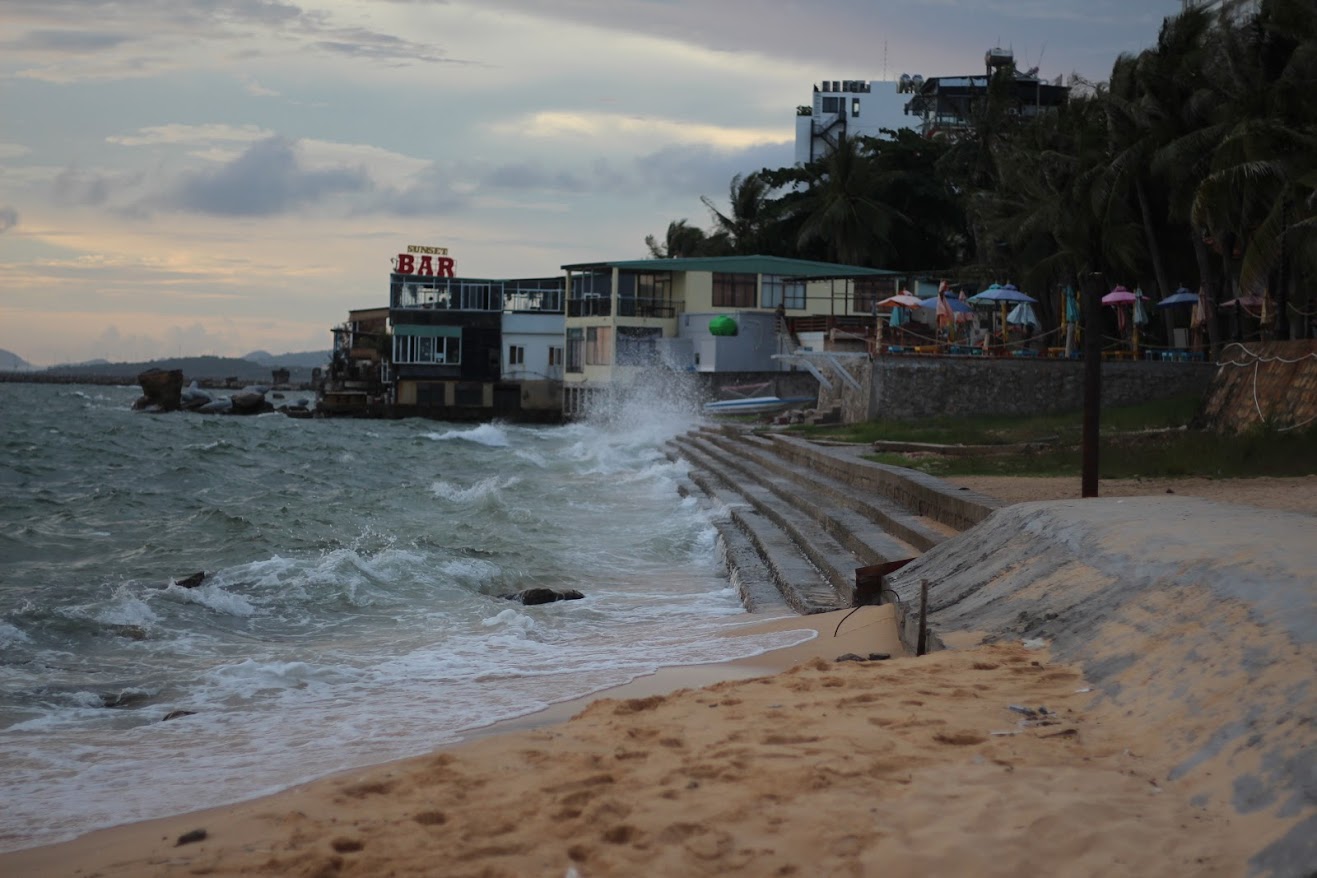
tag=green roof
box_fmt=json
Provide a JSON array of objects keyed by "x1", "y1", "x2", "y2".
[{"x1": 560, "y1": 255, "x2": 900, "y2": 278}]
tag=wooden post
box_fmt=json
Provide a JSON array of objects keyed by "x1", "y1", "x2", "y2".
[
  {"x1": 916, "y1": 579, "x2": 930, "y2": 656},
  {"x1": 1081, "y1": 273, "x2": 1104, "y2": 498}
]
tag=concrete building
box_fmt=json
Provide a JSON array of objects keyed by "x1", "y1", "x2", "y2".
[
  {"x1": 794, "y1": 79, "x2": 911, "y2": 165},
  {"x1": 561, "y1": 255, "x2": 902, "y2": 416},
  {"x1": 900, "y1": 48, "x2": 1069, "y2": 140}
]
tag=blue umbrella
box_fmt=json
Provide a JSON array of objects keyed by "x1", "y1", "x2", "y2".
[
  {"x1": 968, "y1": 283, "x2": 1038, "y2": 305},
  {"x1": 919, "y1": 296, "x2": 973, "y2": 314},
  {"x1": 1157, "y1": 287, "x2": 1199, "y2": 308}
]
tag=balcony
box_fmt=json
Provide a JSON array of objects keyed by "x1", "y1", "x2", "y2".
[
  {"x1": 618, "y1": 297, "x2": 682, "y2": 319},
  {"x1": 568, "y1": 296, "x2": 613, "y2": 318}
]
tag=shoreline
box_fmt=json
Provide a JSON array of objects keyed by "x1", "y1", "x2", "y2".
[{"x1": 0, "y1": 606, "x2": 904, "y2": 875}]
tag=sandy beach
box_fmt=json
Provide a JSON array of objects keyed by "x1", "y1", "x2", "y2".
[{"x1": 2, "y1": 476, "x2": 1311, "y2": 877}]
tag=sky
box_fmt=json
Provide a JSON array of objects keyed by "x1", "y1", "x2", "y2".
[{"x1": 0, "y1": 0, "x2": 1180, "y2": 366}]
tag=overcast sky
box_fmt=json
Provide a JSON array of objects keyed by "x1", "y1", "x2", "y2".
[{"x1": 1, "y1": 0, "x2": 1178, "y2": 365}]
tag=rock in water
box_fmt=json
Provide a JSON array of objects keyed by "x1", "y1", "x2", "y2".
[
  {"x1": 134, "y1": 369, "x2": 184, "y2": 412},
  {"x1": 502, "y1": 588, "x2": 585, "y2": 606},
  {"x1": 174, "y1": 571, "x2": 205, "y2": 588}
]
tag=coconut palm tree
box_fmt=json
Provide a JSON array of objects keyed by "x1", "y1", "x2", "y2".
[{"x1": 794, "y1": 132, "x2": 903, "y2": 266}]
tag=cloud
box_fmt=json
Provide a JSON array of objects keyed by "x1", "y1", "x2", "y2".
[
  {"x1": 108, "y1": 124, "x2": 274, "y2": 148},
  {"x1": 633, "y1": 141, "x2": 795, "y2": 200},
  {"x1": 482, "y1": 162, "x2": 589, "y2": 194},
  {"x1": 164, "y1": 136, "x2": 370, "y2": 216},
  {"x1": 16, "y1": 29, "x2": 134, "y2": 52},
  {"x1": 53, "y1": 168, "x2": 111, "y2": 206},
  {"x1": 0, "y1": 206, "x2": 18, "y2": 233}
]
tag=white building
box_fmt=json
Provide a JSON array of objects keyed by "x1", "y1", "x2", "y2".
[{"x1": 794, "y1": 79, "x2": 911, "y2": 165}]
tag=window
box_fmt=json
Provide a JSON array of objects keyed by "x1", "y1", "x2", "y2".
[
  {"x1": 712, "y1": 273, "x2": 756, "y2": 308},
  {"x1": 566, "y1": 329, "x2": 584, "y2": 373},
  {"x1": 852, "y1": 277, "x2": 897, "y2": 314},
  {"x1": 586, "y1": 327, "x2": 612, "y2": 365},
  {"x1": 821, "y1": 96, "x2": 841, "y2": 114},
  {"x1": 508, "y1": 345, "x2": 524, "y2": 366},
  {"x1": 761, "y1": 275, "x2": 806, "y2": 310},
  {"x1": 852, "y1": 97, "x2": 861, "y2": 117},
  {"x1": 392, "y1": 333, "x2": 462, "y2": 365},
  {"x1": 616, "y1": 327, "x2": 662, "y2": 366},
  {"x1": 548, "y1": 347, "x2": 562, "y2": 367}
]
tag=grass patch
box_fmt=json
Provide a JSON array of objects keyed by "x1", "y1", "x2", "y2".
[
  {"x1": 790, "y1": 396, "x2": 1203, "y2": 446},
  {"x1": 866, "y1": 426, "x2": 1317, "y2": 479}
]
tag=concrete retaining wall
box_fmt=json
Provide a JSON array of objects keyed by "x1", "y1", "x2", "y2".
[
  {"x1": 1202, "y1": 340, "x2": 1317, "y2": 432},
  {"x1": 821, "y1": 356, "x2": 1216, "y2": 423}
]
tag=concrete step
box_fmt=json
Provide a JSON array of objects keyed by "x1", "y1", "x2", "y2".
[
  {"x1": 673, "y1": 456, "x2": 848, "y2": 615},
  {"x1": 671, "y1": 474, "x2": 792, "y2": 615},
  {"x1": 697, "y1": 427, "x2": 944, "y2": 554},
  {"x1": 681, "y1": 432, "x2": 918, "y2": 570},
  {"x1": 672, "y1": 435, "x2": 863, "y2": 605}
]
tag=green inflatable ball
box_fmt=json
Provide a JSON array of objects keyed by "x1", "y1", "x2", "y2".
[{"x1": 709, "y1": 315, "x2": 738, "y2": 336}]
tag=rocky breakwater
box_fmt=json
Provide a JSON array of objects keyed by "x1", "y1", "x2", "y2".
[{"x1": 133, "y1": 369, "x2": 312, "y2": 417}]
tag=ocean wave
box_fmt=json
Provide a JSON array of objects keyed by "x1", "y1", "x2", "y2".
[
  {"x1": 430, "y1": 475, "x2": 518, "y2": 503},
  {"x1": 424, "y1": 423, "x2": 510, "y2": 447}
]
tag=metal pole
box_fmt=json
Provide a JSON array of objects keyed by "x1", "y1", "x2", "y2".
[{"x1": 1081, "y1": 273, "x2": 1104, "y2": 497}]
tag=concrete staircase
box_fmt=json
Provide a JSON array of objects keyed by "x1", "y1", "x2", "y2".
[{"x1": 667, "y1": 425, "x2": 1001, "y2": 616}]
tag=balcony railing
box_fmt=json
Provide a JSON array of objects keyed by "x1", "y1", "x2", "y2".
[
  {"x1": 567, "y1": 296, "x2": 613, "y2": 318},
  {"x1": 617, "y1": 297, "x2": 681, "y2": 319}
]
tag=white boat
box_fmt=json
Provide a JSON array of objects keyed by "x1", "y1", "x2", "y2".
[{"x1": 703, "y1": 395, "x2": 815, "y2": 415}]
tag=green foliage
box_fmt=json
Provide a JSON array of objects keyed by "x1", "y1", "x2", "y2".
[{"x1": 644, "y1": 1, "x2": 1317, "y2": 341}]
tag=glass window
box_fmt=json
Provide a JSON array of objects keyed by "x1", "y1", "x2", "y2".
[
  {"x1": 852, "y1": 278, "x2": 897, "y2": 314},
  {"x1": 585, "y1": 327, "x2": 612, "y2": 365},
  {"x1": 712, "y1": 273, "x2": 756, "y2": 308},
  {"x1": 616, "y1": 327, "x2": 662, "y2": 366},
  {"x1": 762, "y1": 275, "x2": 806, "y2": 310},
  {"x1": 566, "y1": 328, "x2": 584, "y2": 373},
  {"x1": 508, "y1": 345, "x2": 524, "y2": 366}
]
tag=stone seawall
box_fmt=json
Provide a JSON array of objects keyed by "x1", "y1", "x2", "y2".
[
  {"x1": 820, "y1": 356, "x2": 1216, "y2": 423},
  {"x1": 1203, "y1": 340, "x2": 1317, "y2": 432}
]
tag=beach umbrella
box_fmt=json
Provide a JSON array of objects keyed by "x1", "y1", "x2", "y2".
[
  {"x1": 1157, "y1": 286, "x2": 1199, "y2": 308},
  {"x1": 1062, "y1": 285, "x2": 1081, "y2": 358},
  {"x1": 969, "y1": 283, "x2": 1036, "y2": 347},
  {"x1": 1101, "y1": 284, "x2": 1137, "y2": 306},
  {"x1": 1006, "y1": 302, "x2": 1039, "y2": 327},
  {"x1": 877, "y1": 292, "x2": 923, "y2": 309}
]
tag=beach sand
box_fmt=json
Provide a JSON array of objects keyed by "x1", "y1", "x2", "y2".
[{"x1": 2, "y1": 476, "x2": 1309, "y2": 877}]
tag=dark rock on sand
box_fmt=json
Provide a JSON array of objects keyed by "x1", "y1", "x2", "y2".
[
  {"x1": 502, "y1": 588, "x2": 585, "y2": 606},
  {"x1": 175, "y1": 829, "x2": 207, "y2": 846}
]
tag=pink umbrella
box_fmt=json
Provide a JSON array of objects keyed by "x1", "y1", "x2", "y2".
[{"x1": 1101, "y1": 285, "x2": 1137, "y2": 305}]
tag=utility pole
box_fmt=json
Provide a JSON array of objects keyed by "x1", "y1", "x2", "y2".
[{"x1": 1081, "y1": 272, "x2": 1104, "y2": 497}]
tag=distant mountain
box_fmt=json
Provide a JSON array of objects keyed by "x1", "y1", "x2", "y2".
[
  {"x1": 40, "y1": 355, "x2": 320, "y2": 383},
  {"x1": 243, "y1": 349, "x2": 331, "y2": 368},
  {"x1": 0, "y1": 348, "x2": 37, "y2": 372}
]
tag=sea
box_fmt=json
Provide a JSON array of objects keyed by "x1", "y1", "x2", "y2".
[{"x1": 0, "y1": 381, "x2": 811, "y2": 852}]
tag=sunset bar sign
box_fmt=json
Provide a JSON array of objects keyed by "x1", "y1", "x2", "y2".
[{"x1": 393, "y1": 244, "x2": 455, "y2": 277}]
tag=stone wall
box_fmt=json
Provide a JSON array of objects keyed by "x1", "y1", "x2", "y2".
[
  {"x1": 826, "y1": 356, "x2": 1217, "y2": 422},
  {"x1": 1202, "y1": 340, "x2": 1317, "y2": 432}
]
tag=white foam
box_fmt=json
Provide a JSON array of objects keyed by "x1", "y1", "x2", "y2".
[
  {"x1": 425, "y1": 423, "x2": 510, "y2": 447},
  {"x1": 431, "y1": 475, "x2": 518, "y2": 503}
]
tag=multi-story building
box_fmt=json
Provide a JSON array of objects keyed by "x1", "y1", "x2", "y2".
[
  {"x1": 900, "y1": 48, "x2": 1069, "y2": 140},
  {"x1": 561, "y1": 255, "x2": 902, "y2": 416},
  {"x1": 794, "y1": 79, "x2": 910, "y2": 165},
  {"x1": 388, "y1": 274, "x2": 565, "y2": 421}
]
